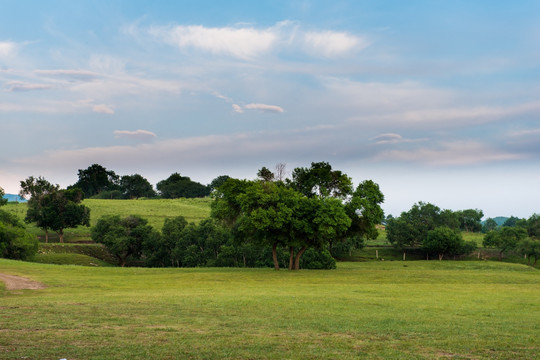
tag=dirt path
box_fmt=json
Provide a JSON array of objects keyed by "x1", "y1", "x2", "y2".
[{"x1": 0, "y1": 273, "x2": 47, "y2": 290}]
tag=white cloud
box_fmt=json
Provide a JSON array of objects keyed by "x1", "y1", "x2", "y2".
[
  {"x1": 303, "y1": 31, "x2": 368, "y2": 57},
  {"x1": 244, "y1": 103, "x2": 284, "y2": 113},
  {"x1": 232, "y1": 104, "x2": 243, "y2": 113},
  {"x1": 371, "y1": 133, "x2": 403, "y2": 144},
  {"x1": 0, "y1": 41, "x2": 16, "y2": 57},
  {"x1": 93, "y1": 104, "x2": 115, "y2": 114},
  {"x1": 113, "y1": 129, "x2": 157, "y2": 140},
  {"x1": 150, "y1": 25, "x2": 278, "y2": 60}
]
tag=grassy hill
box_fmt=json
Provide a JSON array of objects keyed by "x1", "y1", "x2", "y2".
[
  {"x1": 0, "y1": 259, "x2": 537, "y2": 359},
  {"x1": 3, "y1": 198, "x2": 212, "y2": 242}
]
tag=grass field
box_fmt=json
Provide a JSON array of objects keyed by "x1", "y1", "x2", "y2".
[
  {"x1": 0, "y1": 259, "x2": 538, "y2": 359},
  {"x1": 3, "y1": 198, "x2": 212, "y2": 242}
]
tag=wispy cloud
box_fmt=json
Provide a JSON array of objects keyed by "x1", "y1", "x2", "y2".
[
  {"x1": 113, "y1": 129, "x2": 157, "y2": 140},
  {"x1": 6, "y1": 81, "x2": 52, "y2": 92},
  {"x1": 232, "y1": 104, "x2": 243, "y2": 113},
  {"x1": 93, "y1": 104, "x2": 114, "y2": 114},
  {"x1": 34, "y1": 69, "x2": 101, "y2": 81},
  {"x1": 243, "y1": 103, "x2": 284, "y2": 113}
]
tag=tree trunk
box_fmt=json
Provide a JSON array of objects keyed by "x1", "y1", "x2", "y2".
[
  {"x1": 499, "y1": 251, "x2": 503, "y2": 261},
  {"x1": 59, "y1": 230, "x2": 64, "y2": 243},
  {"x1": 293, "y1": 246, "x2": 308, "y2": 270},
  {"x1": 288, "y1": 247, "x2": 294, "y2": 270},
  {"x1": 403, "y1": 252, "x2": 406, "y2": 261},
  {"x1": 45, "y1": 230, "x2": 49, "y2": 243},
  {"x1": 272, "y1": 243, "x2": 280, "y2": 270},
  {"x1": 438, "y1": 254, "x2": 443, "y2": 261}
]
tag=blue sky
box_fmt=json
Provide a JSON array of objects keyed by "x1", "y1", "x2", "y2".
[{"x1": 1, "y1": 0, "x2": 539, "y2": 218}]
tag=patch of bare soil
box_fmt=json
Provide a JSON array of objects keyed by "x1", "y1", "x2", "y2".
[{"x1": 0, "y1": 273, "x2": 47, "y2": 290}]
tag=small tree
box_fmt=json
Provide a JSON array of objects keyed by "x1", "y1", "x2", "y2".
[
  {"x1": 482, "y1": 218, "x2": 498, "y2": 233},
  {"x1": 424, "y1": 226, "x2": 471, "y2": 260},
  {"x1": 39, "y1": 188, "x2": 90, "y2": 243},
  {"x1": 157, "y1": 173, "x2": 210, "y2": 198},
  {"x1": 92, "y1": 215, "x2": 159, "y2": 267}
]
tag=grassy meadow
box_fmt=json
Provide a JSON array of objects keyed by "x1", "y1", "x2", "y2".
[
  {"x1": 0, "y1": 259, "x2": 538, "y2": 359},
  {"x1": 3, "y1": 198, "x2": 212, "y2": 242}
]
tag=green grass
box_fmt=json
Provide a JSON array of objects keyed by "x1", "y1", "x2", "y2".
[
  {"x1": 3, "y1": 198, "x2": 212, "y2": 242},
  {"x1": 0, "y1": 260, "x2": 538, "y2": 359},
  {"x1": 30, "y1": 253, "x2": 113, "y2": 267}
]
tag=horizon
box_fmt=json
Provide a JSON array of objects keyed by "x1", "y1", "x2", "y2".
[{"x1": 1, "y1": 1, "x2": 539, "y2": 219}]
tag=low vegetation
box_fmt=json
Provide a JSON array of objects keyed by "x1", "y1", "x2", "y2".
[{"x1": 0, "y1": 259, "x2": 538, "y2": 359}]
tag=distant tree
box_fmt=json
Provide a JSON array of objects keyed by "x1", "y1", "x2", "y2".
[
  {"x1": 144, "y1": 216, "x2": 188, "y2": 267},
  {"x1": 423, "y1": 226, "x2": 474, "y2": 260},
  {"x1": 0, "y1": 186, "x2": 7, "y2": 206},
  {"x1": 516, "y1": 237, "x2": 540, "y2": 266},
  {"x1": 482, "y1": 218, "x2": 499, "y2": 233},
  {"x1": 0, "y1": 209, "x2": 38, "y2": 260},
  {"x1": 502, "y1": 216, "x2": 522, "y2": 228},
  {"x1": 274, "y1": 163, "x2": 287, "y2": 182},
  {"x1": 119, "y1": 174, "x2": 155, "y2": 199},
  {"x1": 525, "y1": 214, "x2": 540, "y2": 238},
  {"x1": 92, "y1": 215, "x2": 159, "y2": 267},
  {"x1": 289, "y1": 161, "x2": 353, "y2": 199},
  {"x1": 483, "y1": 227, "x2": 527, "y2": 261},
  {"x1": 157, "y1": 173, "x2": 210, "y2": 198},
  {"x1": 457, "y1": 209, "x2": 484, "y2": 232},
  {"x1": 257, "y1": 166, "x2": 275, "y2": 182},
  {"x1": 39, "y1": 188, "x2": 90, "y2": 243},
  {"x1": 70, "y1": 164, "x2": 119, "y2": 198},
  {"x1": 387, "y1": 202, "x2": 449, "y2": 250},
  {"x1": 209, "y1": 175, "x2": 230, "y2": 192}
]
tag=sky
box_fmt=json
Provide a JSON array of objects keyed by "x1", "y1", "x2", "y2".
[{"x1": 1, "y1": 0, "x2": 539, "y2": 218}]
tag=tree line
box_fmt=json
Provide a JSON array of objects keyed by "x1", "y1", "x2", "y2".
[{"x1": 386, "y1": 202, "x2": 540, "y2": 264}]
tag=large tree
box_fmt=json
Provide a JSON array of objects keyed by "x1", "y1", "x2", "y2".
[
  {"x1": 70, "y1": 164, "x2": 119, "y2": 198},
  {"x1": 456, "y1": 209, "x2": 484, "y2": 232},
  {"x1": 423, "y1": 226, "x2": 475, "y2": 260},
  {"x1": 157, "y1": 173, "x2": 210, "y2": 199}
]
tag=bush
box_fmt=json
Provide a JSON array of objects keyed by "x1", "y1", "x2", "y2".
[{"x1": 0, "y1": 209, "x2": 38, "y2": 260}]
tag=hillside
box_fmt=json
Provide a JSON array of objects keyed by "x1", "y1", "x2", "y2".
[{"x1": 2, "y1": 193, "x2": 26, "y2": 203}]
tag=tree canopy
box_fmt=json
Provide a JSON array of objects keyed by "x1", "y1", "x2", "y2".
[
  {"x1": 70, "y1": 164, "x2": 120, "y2": 198},
  {"x1": 157, "y1": 173, "x2": 210, "y2": 199},
  {"x1": 119, "y1": 174, "x2": 155, "y2": 199}
]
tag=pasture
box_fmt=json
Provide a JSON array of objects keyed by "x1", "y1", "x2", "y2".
[{"x1": 1, "y1": 259, "x2": 538, "y2": 359}]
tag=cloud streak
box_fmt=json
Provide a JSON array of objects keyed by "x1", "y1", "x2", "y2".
[{"x1": 113, "y1": 129, "x2": 157, "y2": 140}]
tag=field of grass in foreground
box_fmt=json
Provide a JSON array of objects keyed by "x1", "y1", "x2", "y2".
[{"x1": 0, "y1": 260, "x2": 538, "y2": 359}]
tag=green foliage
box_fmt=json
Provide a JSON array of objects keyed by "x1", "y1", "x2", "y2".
[
  {"x1": 483, "y1": 226, "x2": 528, "y2": 260},
  {"x1": 482, "y1": 217, "x2": 499, "y2": 233},
  {"x1": 0, "y1": 186, "x2": 7, "y2": 206},
  {"x1": 502, "y1": 215, "x2": 522, "y2": 227},
  {"x1": 516, "y1": 237, "x2": 540, "y2": 266},
  {"x1": 157, "y1": 172, "x2": 210, "y2": 198},
  {"x1": 387, "y1": 202, "x2": 461, "y2": 251},
  {"x1": 0, "y1": 209, "x2": 38, "y2": 260},
  {"x1": 456, "y1": 208, "x2": 484, "y2": 232},
  {"x1": 30, "y1": 253, "x2": 113, "y2": 266},
  {"x1": 92, "y1": 215, "x2": 160, "y2": 266},
  {"x1": 290, "y1": 161, "x2": 353, "y2": 198},
  {"x1": 119, "y1": 174, "x2": 156, "y2": 199},
  {"x1": 90, "y1": 189, "x2": 124, "y2": 199},
  {"x1": 70, "y1": 163, "x2": 120, "y2": 198},
  {"x1": 38, "y1": 188, "x2": 91, "y2": 243},
  {"x1": 424, "y1": 226, "x2": 475, "y2": 260},
  {"x1": 208, "y1": 175, "x2": 230, "y2": 192}
]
